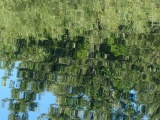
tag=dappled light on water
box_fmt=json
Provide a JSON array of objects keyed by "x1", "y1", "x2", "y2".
[{"x1": 0, "y1": 0, "x2": 160, "y2": 119}]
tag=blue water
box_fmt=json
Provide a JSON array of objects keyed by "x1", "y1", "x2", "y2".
[{"x1": 0, "y1": 61, "x2": 57, "y2": 120}]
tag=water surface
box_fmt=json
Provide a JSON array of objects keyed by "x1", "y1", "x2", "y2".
[{"x1": 0, "y1": 0, "x2": 160, "y2": 120}]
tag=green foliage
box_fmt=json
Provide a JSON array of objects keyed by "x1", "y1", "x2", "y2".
[
  {"x1": 111, "y1": 44, "x2": 127, "y2": 56},
  {"x1": 74, "y1": 50, "x2": 88, "y2": 59},
  {"x1": 0, "y1": 0, "x2": 160, "y2": 120},
  {"x1": 0, "y1": 0, "x2": 159, "y2": 40}
]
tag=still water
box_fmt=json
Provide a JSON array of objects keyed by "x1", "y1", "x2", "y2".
[
  {"x1": 0, "y1": 61, "x2": 57, "y2": 120},
  {"x1": 0, "y1": 36, "x2": 159, "y2": 120},
  {"x1": 0, "y1": 0, "x2": 160, "y2": 120}
]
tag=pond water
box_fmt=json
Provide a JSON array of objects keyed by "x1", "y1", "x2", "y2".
[
  {"x1": 0, "y1": 0, "x2": 160, "y2": 120},
  {"x1": 0, "y1": 61, "x2": 57, "y2": 120}
]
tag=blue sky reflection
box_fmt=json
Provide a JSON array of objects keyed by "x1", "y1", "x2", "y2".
[{"x1": 0, "y1": 61, "x2": 57, "y2": 120}]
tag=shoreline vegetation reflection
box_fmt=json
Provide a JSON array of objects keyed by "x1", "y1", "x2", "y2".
[{"x1": 0, "y1": 0, "x2": 160, "y2": 120}]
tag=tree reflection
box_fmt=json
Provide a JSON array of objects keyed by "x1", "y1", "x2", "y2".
[{"x1": 0, "y1": 1, "x2": 160, "y2": 118}]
